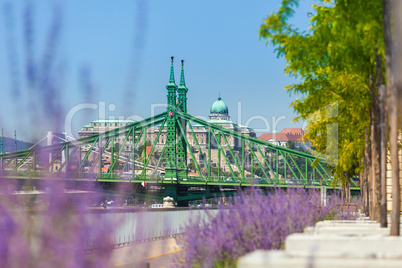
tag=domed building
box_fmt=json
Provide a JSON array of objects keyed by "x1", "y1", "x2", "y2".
[
  {"x1": 206, "y1": 96, "x2": 256, "y2": 150},
  {"x1": 209, "y1": 97, "x2": 230, "y2": 121}
]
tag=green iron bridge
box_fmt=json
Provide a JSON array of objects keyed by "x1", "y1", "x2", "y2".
[{"x1": 0, "y1": 58, "x2": 359, "y2": 204}]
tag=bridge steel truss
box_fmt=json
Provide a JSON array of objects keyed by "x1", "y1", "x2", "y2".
[
  {"x1": 0, "y1": 110, "x2": 359, "y2": 200},
  {"x1": 0, "y1": 112, "x2": 167, "y2": 181},
  {"x1": 0, "y1": 58, "x2": 360, "y2": 202},
  {"x1": 175, "y1": 111, "x2": 358, "y2": 189}
]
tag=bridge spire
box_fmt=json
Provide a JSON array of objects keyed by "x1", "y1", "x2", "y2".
[
  {"x1": 168, "y1": 56, "x2": 176, "y2": 85},
  {"x1": 176, "y1": 59, "x2": 188, "y2": 180},
  {"x1": 165, "y1": 57, "x2": 178, "y2": 180},
  {"x1": 179, "y1": 60, "x2": 187, "y2": 88},
  {"x1": 166, "y1": 56, "x2": 178, "y2": 110},
  {"x1": 177, "y1": 60, "x2": 188, "y2": 112}
]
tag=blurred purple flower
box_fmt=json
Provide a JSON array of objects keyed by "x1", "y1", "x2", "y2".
[{"x1": 0, "y1": 180, "x2": 115, "y2": 268}]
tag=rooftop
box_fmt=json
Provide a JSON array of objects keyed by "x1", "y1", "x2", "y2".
[
  {"x1": 91, "y1": 119, "x2": 134, "y2": 123},
  {"x1": 258, "y1": 128, "x2": 304, "y2": 142}
]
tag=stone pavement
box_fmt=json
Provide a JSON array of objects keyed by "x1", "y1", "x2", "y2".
[{"x1": 238, "y1": 216, "x2": 402, "y2": 268}]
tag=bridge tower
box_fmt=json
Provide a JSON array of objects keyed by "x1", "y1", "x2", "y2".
[
  {"x1": 176, "y1": 60, "x2": 188, "y2": 179},
  {"x1": 165, "y1": 57, "x2": 178, "y2": 179}
]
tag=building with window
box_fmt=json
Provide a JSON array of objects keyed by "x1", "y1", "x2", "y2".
[
  {"x1": 258, "y1": 128, "x2": 304, "y2": 147},
  {"x1": 78, "y1": 96, "x2": 256, "y2": 152},
  {"x1": 79, "y1": 119, "x2": 134, "y2": 138}
]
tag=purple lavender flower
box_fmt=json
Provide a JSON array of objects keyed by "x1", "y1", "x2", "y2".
[{"x1": 176, "y1": 187, "x2": 358, "y2": 267}]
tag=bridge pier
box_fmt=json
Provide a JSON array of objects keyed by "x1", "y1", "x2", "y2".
[{"x1": 164, "y1": 184, "x2": 178, "y2": 200}]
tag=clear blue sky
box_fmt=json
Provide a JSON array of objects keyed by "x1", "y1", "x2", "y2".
[{"x1": 0, "y1": 0, "x2": 314, "y2": 142}]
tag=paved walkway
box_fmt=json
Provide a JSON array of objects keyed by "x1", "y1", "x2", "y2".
[
  {"x1": 239, "y1": 217, "x2": 402, "y2": 268},
  {"x1": 87, "y1": 238, "x2": 183, "y2": 268}
]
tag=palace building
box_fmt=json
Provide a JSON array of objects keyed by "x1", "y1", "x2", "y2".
[
  {"x1": 78, "y1": 58, "x2": 255, "y2": 164},
  {"x1": 78, "y1": 96, "x2": 256, "y2": 152}
]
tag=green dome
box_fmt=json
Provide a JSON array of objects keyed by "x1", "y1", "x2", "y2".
[{"x1": 210, "y1": 97, "x2": 229, "y2": 114}]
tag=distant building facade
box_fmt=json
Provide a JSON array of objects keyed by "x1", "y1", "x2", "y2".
[
  {"x1": 258, "y1": 128, "x2": 304, "y2": 147},
  {"x1": 78, "y1": 96, "x2": 256, "y2": 153}
]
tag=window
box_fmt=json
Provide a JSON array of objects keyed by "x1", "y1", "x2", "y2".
[
  {"x1": 94, "y1": 123, "x2": 97, "y2": 126},
  {"x1": 115, "y1": 123, "x2": 117, "y2": 126}
]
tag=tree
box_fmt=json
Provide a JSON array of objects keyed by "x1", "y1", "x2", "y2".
[
  {"x1": 188, "y1": 161, "x2": 196, "y2": 172},
  {"x1": 137, "y1": 140, "x2": 151, "y2": 156},
  {"x1": 388, "y1": 0, "x2": 401, "y2": 236},
  {"x1": 260, "y1": 0, "x2": 385, "y2": 219},
  {"x1": 286, "y1": 141, "x2": 296, "y2": 150},
  {"x1": 112, "y1": 143, "x2": 121, "y2": 155}
]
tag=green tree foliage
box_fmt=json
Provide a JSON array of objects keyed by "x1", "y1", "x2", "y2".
[
  {"x1": 112, "y1": 143, "x2": 121, "y2": 155},
  {"x1": 137, "y1": 140, "x2": 151, "y2": 156},
  {"x1": 286, "y1": 140, "x2": 296, "y2": 149},
  {"x1": 260, "y1": 0, "x2": 383, "y2": 185},
  {"x1": 188, "y1": 161, "x2": 196, "y2": 171}
]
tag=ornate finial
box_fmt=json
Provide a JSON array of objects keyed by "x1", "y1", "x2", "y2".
[
  {"x1": 218, "y1": 91, "x2": 221, "y2": 100},
  {"x1": 181, "y1": 59, "x2": 184, "y2": 66},
  {"x1": 171, "y1": 56, "x2": 174, "y2": 62}
]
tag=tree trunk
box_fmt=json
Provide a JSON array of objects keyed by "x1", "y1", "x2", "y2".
[
  {"x1": 360, "y1": 168, "x2": 364, "y2": 211},
  {"x1": 363, "y1": 128, "x2": 370, "y2": 216},
  {"x1": 375, "y1": 46, "x2": 387, "y2": 227},
  {"x1": 367, "y1": 125, "x2": 374, "y2": 217},
  {"x1": 379, "y1": 84, "x2": 387, "y2": 227},
  {"x1": 364, "y1": 128, "x2": 370, "y2": 215},
  {"x1": 359, "y1": 157, "x2": 364, "y2": 212},
  {"x1": 341, "y1": 181, "x2": 345, "y2": 204},
  {"x1": 390, "y1": 0, "x2": 401, "y2": 236},
  {"x1": 369, "y1": 72, "x2": 381, "y2": 222}
]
